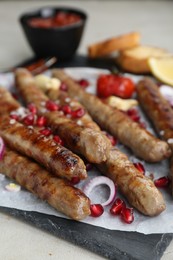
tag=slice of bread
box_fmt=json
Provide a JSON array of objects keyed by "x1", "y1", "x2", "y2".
[
  {"x1": 88, "y1": 32, "x2": 140, "y2": 58},
  {"x1": 117, "y1": 45, "x2": 172, "y2": 74}
]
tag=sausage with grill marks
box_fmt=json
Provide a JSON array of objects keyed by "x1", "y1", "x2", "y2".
[
  {"x1": 0, "y1": 146, "x2": 90, "y2": 220},
  {"x1": 15, "y1": 68, "x2": 111, "y2": 163},
  {"x1": 52, "y1": 69, "x2": 171, "y2": 162},
  {"x1": 136, "y1": 77, "x2": 173, "y2": 151},
  {"x1": 0, "y1": 116, "x2": 87, "y2": 181},
  {"x1": 98, "y1": 148, "x2": 166, "y2": 216}
]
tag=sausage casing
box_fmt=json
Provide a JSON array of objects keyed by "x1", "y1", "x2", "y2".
[{"x1": 0, "y1": 146, "x2": 90, "y2": 220}]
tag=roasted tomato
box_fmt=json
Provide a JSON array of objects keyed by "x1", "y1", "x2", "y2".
[{"x1": 97, "y1": 74, "x2": 135, "y2": 98}]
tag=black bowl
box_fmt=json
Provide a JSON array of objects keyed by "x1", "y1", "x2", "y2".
[{"x1": 19, "y1": 6, "x2": 87, "y2": 60}]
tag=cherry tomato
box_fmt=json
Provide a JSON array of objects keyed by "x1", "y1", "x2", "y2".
[{"x1": 97, "y1": 74, "x2": 135, "y2": 98}]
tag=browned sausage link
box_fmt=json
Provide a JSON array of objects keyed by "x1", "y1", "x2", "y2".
[
  {"x1": 0, "y1": 116, "x2": 87, "y2": 180},
  {"x1": 0, "y1": 147, "x2": 90, "y2": 220},
  {"x1": 98, "y1": 148, "x2": 166, "y2": 216},
  {"x1": 0, "y1": 87, "x2": 20, "y2": 115},
  {"x1": 52, "y1": 69, "x2": 171, "y2": 162},
  {"x1": 136, "y1": 78, "x2": 173, "y2": 150},
  {"x1": 15, "y1": 69, "x2": 111, "y2": 163}
]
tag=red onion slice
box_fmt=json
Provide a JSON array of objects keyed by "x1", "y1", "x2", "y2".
[
  {"x1": 0, "y1": 137, "x2": 5, "y2": 160},
  {"x1": 160, "y1": 85, "x2": 173, "y2": 107},
  {"x1": 83, "y1": 176, "x2": 116, "y2": 207}
]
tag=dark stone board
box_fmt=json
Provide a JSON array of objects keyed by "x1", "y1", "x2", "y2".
[
  {"x1": 0, "y1": 207, "x2": 172, "y2": 260},
  {"x1": 1, "y1": 54, "x2": 173, "y2": 260}
]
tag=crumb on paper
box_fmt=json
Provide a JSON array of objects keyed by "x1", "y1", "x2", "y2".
[{"x1": 5, "y1": 183, "x2": 21, "y2": 192}]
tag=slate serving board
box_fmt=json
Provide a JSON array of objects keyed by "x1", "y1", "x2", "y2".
[{"x1": 1, "y1": 55, "x2": 173, "y2": 260}]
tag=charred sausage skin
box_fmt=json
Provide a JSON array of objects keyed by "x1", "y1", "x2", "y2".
[{"x1": 0, "y1": 147, "x2": 90, "y2": 220}]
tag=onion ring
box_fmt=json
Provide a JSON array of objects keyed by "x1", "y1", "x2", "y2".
[{"x1": 83, "y1": 176, "x2": 116, "y2": 207}]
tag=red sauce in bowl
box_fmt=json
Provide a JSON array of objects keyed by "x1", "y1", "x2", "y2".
[{"x1": 28, "y1": 11, "x2": 82, "y2": 28}]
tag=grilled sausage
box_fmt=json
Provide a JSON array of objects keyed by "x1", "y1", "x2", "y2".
[
  {"x1": 0, "y1": 87, "x2": 20, "y2": 114},
  {"x1": 0, "y1": 146, "x2": 90, "y2": 220},
  {"x1": 97, "y1": 148, "x2": 166, "y2": 216},
  {"x1": 136, "y1": 78, "x2": 173, "y2": 151},
  {"x1": 0, "y1": 116, "x2": 87, "y2": 181},
  {"x1": 52, "y1": 69, "x2": 171, "y2": 162},
  {"x1": 15, "y1": 68, "x2": 111, "y2": 163}
]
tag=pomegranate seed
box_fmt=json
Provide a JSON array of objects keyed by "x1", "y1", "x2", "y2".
[
  {"x1": 90, "y1": 204, "x2": 104, "y2": 217},
  {"x1": 154, "y1": 176, "x2": 170, "y2": 188},
  {"x1": 106, "y1": 132, "x2": 117, "y2": 146},
  {"x1": 121, "y1": 207, "x2": 134, "y2": 224},
  {"x1": 110, "y1": 198, "x2": 125, "y2": 215},
  {"x1": 71, "y1": 108, "x2": 85, "y2": 118},
  {"x1": 53, "y1": 135, "x2": 64, "y2": 145},
  {"x1": 12, "y1": 93, "x2": 19, "y2": 100},
  {"x1": 86, "y1": 163, "x2": 93, "y2": 171},
  {"x1": 139, "y1": 121, "x2": 146, "y2": 128},
  {"x1": 77, "y1": 79, "x2": 89, "y2": 88},
  {"x1": 10, "y1": 114, "x2": 19, "y2": 121},
  {"x1": 39, "y1": 128, "x2": 52, "y2": 136},
  {"x1": 46, "y1": 100, "x2": 59, "y2": 111},
  {"x1": 60, "y1": 82, "x2": 68, "y2": 91},
  {"x1": 133, "y1": 162, "x2": 145, "y2": 175},
  {"x1": 36, "y1": 116, "x2": 47, "y2": 127},
  {"x1": 27, "y1": 103, "x2": 37, "y2": 114},
  {"x1": 127, "y1": 108, "x2": 140, "y2": 122},
  {"x1": 70, "y1": 176, "x2": 80, "y2": 185},
  {"x1": 23, "y1": 114, "x2": 34, "y2": 126},
  {"x1": 61, "y1": 105, "x2": 72, "y2": 115}
]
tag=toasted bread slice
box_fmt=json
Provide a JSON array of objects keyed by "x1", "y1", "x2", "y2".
[
  {"x1": 117, "y1": 45, "x2": 172, "y2": 74},
  {"x1": 88, "y1": 32, "x2": 140, "y2": 58}
]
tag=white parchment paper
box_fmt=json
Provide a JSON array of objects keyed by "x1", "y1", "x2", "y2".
[{"x1": 0, "y1": 67, "x2": 173, "y2": 235}]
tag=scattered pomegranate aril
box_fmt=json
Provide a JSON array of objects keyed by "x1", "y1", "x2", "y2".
[
  {"x1": 23, "y1": 114, "x2": 34, "y2": 126},
  {"x1": 12, "y1": 93, "x2": 19, "y2": 100},
  {"x1": 133, "y1": 162, "x2": 145, "y2": 175},
  {"x1": 121, "y1": 207, "x2": 134, "y2": 224},
  {"x1": 28, "y1": 103, "x2": 37, "y2": 114},
  {"x1": 90, "y1": 204, "x2": 104, "y2": 217},
  {"x1": 139, "y1": 121, "x2": 146, "y2": 129},
  {"x1": 71, "y1": 108, "x2": 85, "y2": 118},
  {"x1": 70, "y1": 176, "x2": 80, "y2": 185},
  {"x1": 53, "y1": 135, "x2": 64, "y2": 145},
  {"x1": 60, "y1": 82, "x2": 68, "y2": 91},
  {"x1": 46, "y1": 100, "x2": 59, "y2": 111},
  {"x1": 154, "y1": 176, "x2": 170, "y2": 188},
  {"x1": 77, "y1": 78, "x2": 89, "y2": 88},
  {"x1": 39, "y1": 128, "x2": 52, "y2": 136},
  {"x1": 127, "y1": 108, "x2": 140, "y2": 122},
  {"x1": 10, "y1": 114, "x2": 19, "y2": 121},
  {"x1": 61, "y1": 104, "x2": 72, "y2": 115},
  {"x1": 110, "y1": 198, "x2": 125, "y2": 215},
  {"x1": 36, "y1": 116, "x2": 47, "y2": 127},
  {"x1": 105, "y1": 132, "x2": 117, "y2": 146}
]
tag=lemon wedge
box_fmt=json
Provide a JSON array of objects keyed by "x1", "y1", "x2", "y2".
[{"x1": 148, "y1": 57, "x2": 173, "y2": 86}]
